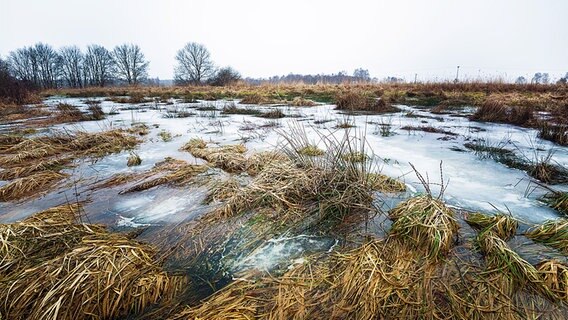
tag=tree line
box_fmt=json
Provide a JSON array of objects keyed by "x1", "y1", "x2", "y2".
[
  {"x1": 1, "y1": 41, "x2": 242, "y2": 89},
  {"x1": 4, "y1": 43, "x2": 149, "y2": 89}
]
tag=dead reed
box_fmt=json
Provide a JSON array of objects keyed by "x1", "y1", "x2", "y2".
[
  {"x1": 0, "y1": 204, "x2": 187, "y2": 320},
  {"x1": 526, "y1": 219, "x2": 568, "y2": 254},
  {"x1": 466, "y1": 212, "x2": 518, "y2": 240},
  {"x1": 389, "y1": 195, "x2": 458, "y2": 259}
]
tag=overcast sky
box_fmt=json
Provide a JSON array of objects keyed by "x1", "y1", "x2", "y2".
[{"x1": 1, "y1": 0, "x2": 567, "y2": 81}]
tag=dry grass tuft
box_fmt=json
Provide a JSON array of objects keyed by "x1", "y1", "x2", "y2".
[
  {"x1": 526, "y1": 219, "x2": 568, "y2": 254},
  {"x1": 289, "y1": 96, "x2": 317, "y2": 107},
  {"x1": 334, "y1": 90, "x2": 397, "y2": 113},
  {"x1": 537, "y1": 260, "x2": 568, "y2": 301},
  {"x1": 297, "y1": 145, "x2": 324, "y2": 157},
  {"x1": 389, "y1": 195, "x2": 458, "y2": 259},
  {"x1": 466, "y1": 212, "x2": 518, "y2": 240},
  {"x1": 182, "y1": 138, "x2": 248, "y2": 173},
  {"x1": 367, "y1": 172, "x2": 406, "y2": 193},
  {"x1": 544, "y1": 192, "x2": 568, "y2": 216},
  {"x1": 127, "y1": 152, "x2": 142, "y2": 166},
  {"x1": 470, "y1": 99, "x2": 534, "y2": 126},
  {"x1": 0, "y1": 171, "x2": 67, "y2": 201},
  {"x1": 0, "y1": 204, "x2": 187, "y2": 320},
  {"x1": 476, "y1": 231, "x2": 542, "y2": 291}
]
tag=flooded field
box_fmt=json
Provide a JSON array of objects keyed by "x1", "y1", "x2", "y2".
[
  {"x1": 2, "y1": 96, "x2": 566, "y2": 224},
  {"x1": 1, "y1": 94, "x2": 568, "y2": 318}
]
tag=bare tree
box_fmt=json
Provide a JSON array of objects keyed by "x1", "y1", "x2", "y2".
[
  {"x1": 8, "y1": 43, "x2": 60, "y2": 89},
  {"x1": 84, "y1": 45, "x2": 114, "y2": 87},
  {"x1": 59, "y1": 46, "x2": 83, "y2": 88},
  {"x1": 8, "y1": 46, "x2": 40, "y2": 87},
  {"x1": 174, "y1": 42, "x2": 215, "y2": 85},
  {"x1": 353, "y1": 68, "x2": 371, "y2": 81},
  {"x1": 34, "y1": 43, "x2": 61, "y2": 89},
  {"x1": 112, "y1": 44, "x2": 149, "y2": 85}
]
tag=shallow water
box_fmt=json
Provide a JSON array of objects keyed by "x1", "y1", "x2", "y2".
[{"x1": 1, "y1": 96, "x2": 567, "y2": 273}]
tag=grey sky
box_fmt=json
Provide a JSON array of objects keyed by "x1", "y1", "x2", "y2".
[{"x1": 1, "y1": 0, "x2": 567, "y2": 81}]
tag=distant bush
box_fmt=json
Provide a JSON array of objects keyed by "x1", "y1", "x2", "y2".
[
  {"x1": 209, "y1": 67, "x2": 241, "y2": 86},
  {"x1": 0, "y1": 58, "x2": 34, "y2": 104}
]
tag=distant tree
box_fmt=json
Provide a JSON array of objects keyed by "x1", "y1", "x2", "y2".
[
  {"x1": 174, "y1": 42, "x2": 215, "y2": 85},
  {"x1": 208, "y1": 66, "x2": 241, "y2": 86},
  {"x1": 515, "y1": 76, "x2": 527, "y2": 84},
  {"x1": 353, "y1": 68, "x2": 370, "y2": 81},
  {"x1": 112, "y1": 44, "x2": 149, "y2": 85},
  {"x1": 557, "y1": 72, "x2": 568, "y2": 85},
  {"x1": 83, "y1": 45, "x2": 114, "y2": 87},
  {"x1": 541, "y1": 73, "x2": 550, "y2": 84},
  {"x1": 33, "y1": 43, "x2": 61, "y2": 89},
  {"x1": 8, "y1": 46, "x2": 39, "y2": 87},
  {"x1": 532, "y1": 72, "x2": 543, "y2": 84},
  {"x1": 8, "y1": 43, "x2": 60, "y2": 89},
  {"x1": 59, "y1": 46, "x2": 84, "y2": 88}
]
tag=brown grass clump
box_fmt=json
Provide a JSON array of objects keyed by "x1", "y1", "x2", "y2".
[
  {"x1": 526, "y1": 219, "x2": 568, "y2": 254},
  {"x1": 476, "y1": 230, "x2": 542, "y2": 291},
  {"x1": 543, "y1": 192, "x2": 568, "y2": 216},
  {"x1": 182, "y1": 138, "x2": 248, "y2": 173},
  {"x1": 341, "y1": 151, "x2": 368, "y2": 163},
  {"x1": 389, "y1": 195, "x2": 458, "y2": 259},
  {"x1": 297, "y1": 144, "x2": 324, "y2": 157},
  {"x1": 470, "y1": 99, "x2": 534, "y2": 126},
  {"x1": 537, "y1": 260, "x2": 568, "y2": 301},
  {"x1": 334, "y1": 91, "x2": 398, "y2": 113},
  {"x1": 0, "y1": 204, "x2": 187, "y2": 320},
  {"x1": 0, "y1": 129, "x2": 140, "y2": 202},
  {"x1": 289, "y1": 96, "x2": 317, "y2": 107},
  {"x1": 127, "y1": 152, "x2": 142, "y2": 166},
  {"x1": 0, "y1": 203, "x2": 102, "y2": 274},
  {"x1": 466, "y1": 212, "x2": 518, "y2": 240},
  {"x1": 168, "y1": 279, "x2": 267, "y2": 320},
  {"x1": 0, "y1": 171, "x2": 67, "y2": 201},
  {"x1": 244, "y1": 151, "x2": 288, "y2": 176},
  {"x1": 367, "y1": 172, "x2": 406, "y2": 193},
  {"x1": 538, "y1": 122, "x2": 568, "y2": 146},
  {"x1": 0, "y1": 157, "x2": 71, "y2": 180}
]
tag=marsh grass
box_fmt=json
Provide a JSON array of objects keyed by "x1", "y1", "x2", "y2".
[
  {"x1": 543, "y1": 192, "x2": 568, "y2": 216},
  {"x1": 538, "y1": 122, "x2": 568, "y2": 146},
  {"x1": 158, "y1": 130, "x2": 173, "y2": 142},
  {"x1": 0, "y1": 129, "x2": 140, "y2": 201},
  {"x1": 297, "y1": 144, "x2": 324, "y2": 156},
  {"x1": 0, "y1": 204, "x2": 186, "y2": 320},
  {"x1": 537, "y1": 260, "x2": 568, "y2": 301},
  {"x1": 0, "y1": 171, "x2": 67, "y2": 201},
  {"x1": 220, "y1": 104, "x2": 262, "y2": 115},
  {"x1": 366, "y1": 172, "x2": 406, "y2": 193},
  {"x1": 466, "y1": 212, "x2": 518, "y2": 240},
  {"x1": 127, "y1": 152, "x2": 142, "y2": 166},
  {"x1": 526, "y1": 219, "x2": 568, "y2": 254},
  {"x1": 389, "y1": 195, "x2": 458, "y2": 260},
  {"x1": 470, "y1": 99, "x2": 534, "y2": 126}
]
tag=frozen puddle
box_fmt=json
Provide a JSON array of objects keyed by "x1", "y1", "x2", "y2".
[
  {"x1": 230, "y1": 235, "x2": 338, "y2": 273},
  {"x1": 109, "y1": 187, "x2": 210, "y2": 225}
]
